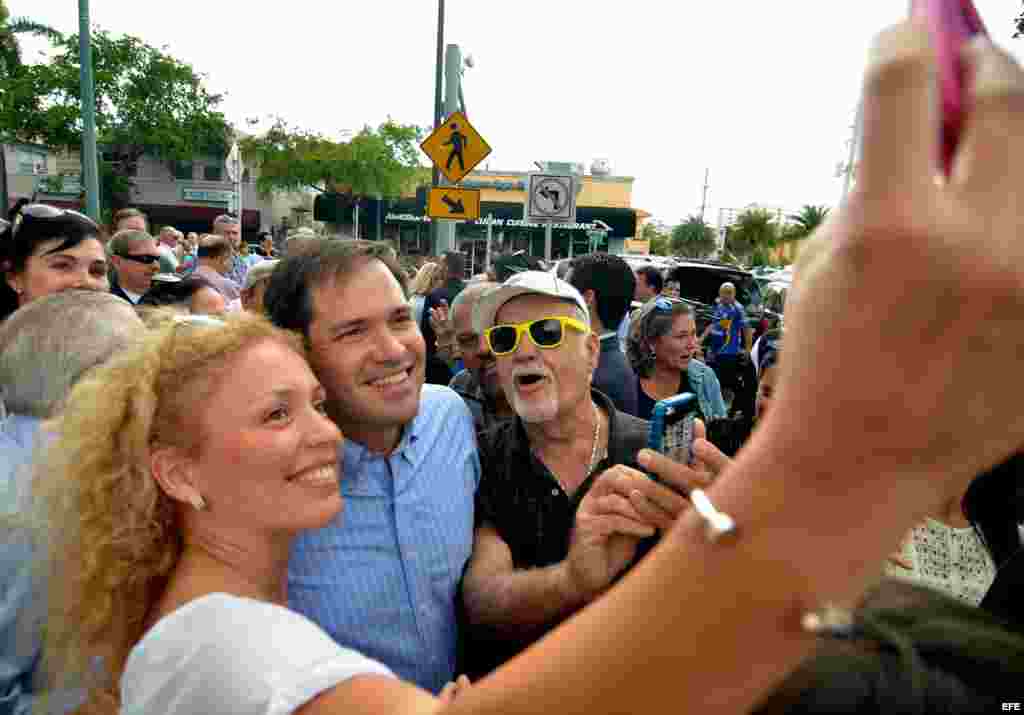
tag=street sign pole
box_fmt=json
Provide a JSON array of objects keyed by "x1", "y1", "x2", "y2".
[
  {"x1": 485, "y1": 214, "x2": 493, "y2": 272},
  {"x1": 437, "y1": 43, "x2": 462, "y2": 254},
  {"x1": 78, "y1": 0, "x2": 101, "y2": 220},
  {"x1": 431, "y1": 0, "x2": 445, "y2": 250},
  {"x1": 544, "y1": 223, "x2": 553, "y2": 262},
  {"x1": 236, "y1": 161, "x2": 243, "y2": 236}
]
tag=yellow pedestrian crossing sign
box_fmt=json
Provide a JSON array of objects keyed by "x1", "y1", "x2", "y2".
[
  {"x1": 420, "y1": 111, "x2": 492, "y2": 184},
  {"x1": 428, "y1": 187, "x2": 481, "y2": 221}
]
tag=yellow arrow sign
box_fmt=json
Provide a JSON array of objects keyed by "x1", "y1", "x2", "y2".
[
  {"x1": 420, "y1": 111, "x2": 492, "y2": 184},
  {"x1": 428, "y1": 187, "x2": 481, "y2": 221}
]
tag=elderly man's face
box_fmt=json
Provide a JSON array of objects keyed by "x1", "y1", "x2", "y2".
[
  {"x1": 492, "y1": 294, "x2": 598, "y2": 424},
  {"x1": 453, "y1": 293, "x2": 500, "y2": 400},
  {"x1": 720, "y1": 285, "x2": 736, "y2": 305},
  {"x1": 216, "y1": 221, "x2": 242, "y2": 249},
  {"x1": 116, "y1": 215, "x2": 147, "y2": 233}
]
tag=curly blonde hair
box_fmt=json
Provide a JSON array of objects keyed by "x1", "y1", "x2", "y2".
[
  {"x1": 33, "y1": 312, "x2": 305, "y2": 703},
  {"x1": 409, "y1": 261, "x2": 444, "y2": 296}
]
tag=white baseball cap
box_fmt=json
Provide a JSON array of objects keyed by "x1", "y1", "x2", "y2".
[{"x1": 475, "y1": 270, "x2": 590, "y2": 333}]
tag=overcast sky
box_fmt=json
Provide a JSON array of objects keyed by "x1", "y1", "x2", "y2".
[{"x1": 11, "y1": 0, "x2": 1024, "y2": 225}]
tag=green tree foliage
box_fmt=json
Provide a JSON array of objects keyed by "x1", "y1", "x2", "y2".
[
  {"x1": 784, "y1": 204, "x2": 829, "y2": 241},
  {"x1": 726, "y1": 208, "x2": 778, "y2": 265},
  {"x1": 0, "y1": 25, "x2": 230, "y2": 211},
  {"x1": 241, "y1": 118, "x2": 424, "y2": 202},
  {"x1": 639, "y1": 222, "x2": 670, "y2": 256},
  {"x1": 670, "y1": 215, "x2": 717, "y2": 259}
]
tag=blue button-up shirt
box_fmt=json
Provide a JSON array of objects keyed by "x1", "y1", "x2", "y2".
[
  {"x1": 1, "y1": 413, "x2": 85, "y2": 715},
  {"x1": 288, "y1": 385, "x2": 479, "y2": 694}
]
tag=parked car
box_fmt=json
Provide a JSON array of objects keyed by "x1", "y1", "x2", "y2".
[
  {"x1": 762, "y1": 280, "x2": 790, "y2": 317},
  {"x1": 662, "y1": 259, "x2": 781, "y2": 341}
]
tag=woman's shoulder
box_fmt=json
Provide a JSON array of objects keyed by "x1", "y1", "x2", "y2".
[
  {"x1": 688, "y1": 359, "x2": 714, "y2": 376},
  {"x1": 122, "y1": 593, "x2": 392, "y2": 715}
]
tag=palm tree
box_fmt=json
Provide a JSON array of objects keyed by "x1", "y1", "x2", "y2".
[
  {"x1": 0, "y1": 3, "x2": 63, "y2": 73},
  {"x1": 785, "y1": 205, "x2": 830, "y2": 241},
  {"x1": 727, "y1": 208, "x2": 778, "y2": 265},
  {"x1": 670, "y1": 215, "x2": 717, "y2": 259}
]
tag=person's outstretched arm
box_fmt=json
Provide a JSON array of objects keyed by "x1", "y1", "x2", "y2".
[{"x1": 306, "y1": 22, "x2": 1024, "y2": 715}]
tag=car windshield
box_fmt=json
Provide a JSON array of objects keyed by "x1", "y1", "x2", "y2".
[{"x1": 669, "y1": 267, "x2": 762, "y2": 308}]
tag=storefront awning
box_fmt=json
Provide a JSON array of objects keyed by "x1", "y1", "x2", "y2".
[{"x1": 370, "y1": 195, "x2": 637, "y2": 238}]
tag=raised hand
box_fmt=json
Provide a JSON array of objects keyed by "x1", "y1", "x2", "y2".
[{"x1": 766, "y1": 26, "x2": 1024, "y2": 516}]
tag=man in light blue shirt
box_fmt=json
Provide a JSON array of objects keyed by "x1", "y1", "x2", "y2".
[
  {"x1": 265, "y1": 240, "x2": 480, "y2": 693},
  {"x1": 0, "y1": 291, "x2": 144, "y2": 715}
]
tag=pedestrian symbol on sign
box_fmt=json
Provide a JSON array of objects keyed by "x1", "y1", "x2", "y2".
[
  {"x1": 444, "y1": 124, "x2": 468, "y2": 173},
  {"x1": 420, "y1": 111, "x2": 492, "y2": 183}
]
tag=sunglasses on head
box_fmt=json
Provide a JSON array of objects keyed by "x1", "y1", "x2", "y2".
[
  {"x1": 485, "y1": 316, "x2": 589, "y2": 357},
  {"x1": 9, "y1": 204, "x2": 99, "y2": 240},
  {"x1": 652, "y1": 297, "x2": 674, "y2": 312},
  {"x1": 117, "y1": 253, "x2": 161, "y2": 265}
]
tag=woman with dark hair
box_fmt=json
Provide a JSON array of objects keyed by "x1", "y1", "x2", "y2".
[
  {"x1": 0, "y1": 201, "x2": 109, "y2": 321},
  {"x1": 138, "y1": 274, "x2": 227, "y2": 316},
  {"x1": 626, "y1": 298, "x2": 727, "y2": 422},
  {"x1": 753, "y1": 579, "x2": 1024, "y2": 714}
]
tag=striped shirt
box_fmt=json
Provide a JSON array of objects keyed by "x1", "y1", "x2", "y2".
[{"x1": 288, "y1": 385, "x2": 480, "y2": 694}]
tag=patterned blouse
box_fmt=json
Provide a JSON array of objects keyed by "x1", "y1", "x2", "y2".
[{"x1": 885, "y1": 518, "x2": 996, "y2": 607}]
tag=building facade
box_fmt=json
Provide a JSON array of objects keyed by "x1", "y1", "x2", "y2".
[
  {"x1": 364, "y1": 165, "x2": 646, "y2": 271},
  {"x1": 2, "y1": 144, "x2": 312, "y2": 240}
]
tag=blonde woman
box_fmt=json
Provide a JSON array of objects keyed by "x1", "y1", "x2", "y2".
[
  {"x1": 28, "y1": 26, "x2": 1024, "y2": 712},
  {"x1": 409, "y1": 261, "x2": 444, "y2": 326}
]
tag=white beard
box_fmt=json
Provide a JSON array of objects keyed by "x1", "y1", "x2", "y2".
[{"x1": 511, "y1": 391, "x2": 560, "y2": 423}]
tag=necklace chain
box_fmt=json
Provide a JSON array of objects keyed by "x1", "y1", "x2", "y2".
[
  {"x1": 534, "y1": 402, "x2": 604, "y2": 494},
  {"x1": 586, "y1": 402, "x2": 602, "y2": 477}
]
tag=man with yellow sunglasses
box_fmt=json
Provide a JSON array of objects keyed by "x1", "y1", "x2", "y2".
[{"x1": 461, "y1": 271, "x2": 687, "y2": 678}]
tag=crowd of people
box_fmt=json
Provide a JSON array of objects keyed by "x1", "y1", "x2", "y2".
[{"x1": 2, "y1": 19, "x2": 1024, "y2": 714}]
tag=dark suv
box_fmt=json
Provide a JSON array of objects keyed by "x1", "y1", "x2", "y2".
[{"x1": 663, "y1": 259, "x2": 781, "y2": 341}]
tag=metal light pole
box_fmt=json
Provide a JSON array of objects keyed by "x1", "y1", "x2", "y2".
[
  {"x1": 0, "y1": 139, "x2": 8, "y2": 215},
  {"x1": 840, "y1": 102, "x2": 862, "y2": 202},
  {"x1": 436, "y1": 43, "x2": 462, "y2": 254},
  {"x1": 78, "y1": 0, "x2": 100, "y2": 220},
  {"x1": 431, "y1": 0, "x2": 445, "y2": 250}
]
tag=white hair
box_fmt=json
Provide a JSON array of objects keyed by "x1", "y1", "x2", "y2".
[{"x1": 0, "y1": 291, "x2": 144, "y2": 417}]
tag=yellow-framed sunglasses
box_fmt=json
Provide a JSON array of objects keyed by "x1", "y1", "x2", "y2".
[{"x1": 484, "y1": 316, "x2": 589, "y2": 357}]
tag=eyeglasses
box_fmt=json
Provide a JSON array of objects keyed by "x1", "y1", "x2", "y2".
[
  {"x1": 117, "y1": 253, "x2": 161, "y2": 265},
  {"x1": 9, "y1": 204, "x2": 99, "y2": 239},
  {"x1": 485, "y1": 316, "x2": 589, "y2": 357}
]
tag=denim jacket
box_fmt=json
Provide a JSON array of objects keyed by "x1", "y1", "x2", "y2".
[{"x1": 686, "y1": 359, "x2": 728, "y2": 421}]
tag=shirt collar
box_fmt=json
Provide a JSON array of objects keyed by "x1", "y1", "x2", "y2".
[{"x1": 342, "y1": 405, "x2": 425, "y2": 473}]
